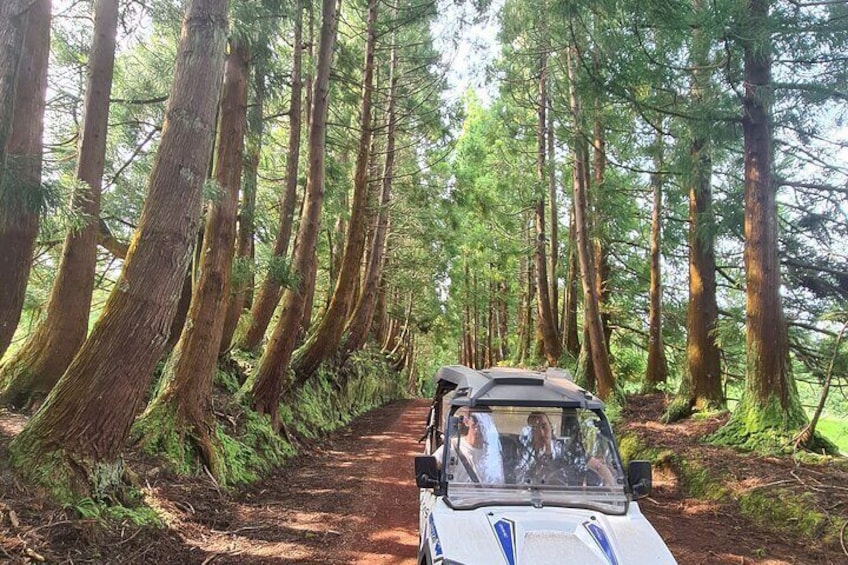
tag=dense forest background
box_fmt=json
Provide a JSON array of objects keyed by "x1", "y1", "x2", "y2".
[{"x1": 1, "y1": 0, "x2": 847, "y2": 506}]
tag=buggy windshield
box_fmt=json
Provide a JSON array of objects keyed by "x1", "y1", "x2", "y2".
[{"x1": 439, "y1": 405, "x2": 627, "y2": 514}]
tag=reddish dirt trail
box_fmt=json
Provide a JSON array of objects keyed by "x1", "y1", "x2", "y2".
[
  {"x1": 179, "y1": 399, "x2": 430, "y2": 564},
  {"x1": 4, "y1": 398, "x2": 846, "y2": 564}
]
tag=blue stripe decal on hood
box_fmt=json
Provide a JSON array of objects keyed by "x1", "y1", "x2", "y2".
[
  {"x1": 492, "y1": 518, "x2": 516, "y2": 565},
  {"x1": 584, "y1": 521, "x2": 619, "y2": 565},
  {"x1": 429, "y1": 514, "x2": 443, "y2": 557}
]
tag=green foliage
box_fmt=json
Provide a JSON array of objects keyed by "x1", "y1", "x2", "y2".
[{"x1": 266, "y1": 255, "x2": 299, "y2": 289}]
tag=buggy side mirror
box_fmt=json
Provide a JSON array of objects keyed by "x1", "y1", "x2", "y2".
[
  {"x1": 628, "y1": 460, "x2": 652, "y2": 499},
  {"x1": 415, "y1": 455, "x2": 440, "y2": 489}
]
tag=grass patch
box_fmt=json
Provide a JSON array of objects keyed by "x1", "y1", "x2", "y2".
[{"x1": 816, "y1": 418, "x2": 848, "y2": 454}]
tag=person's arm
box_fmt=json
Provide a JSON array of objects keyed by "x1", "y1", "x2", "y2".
[{"x1": 432, "y1": 444, "x2": 445, "y2": 469}]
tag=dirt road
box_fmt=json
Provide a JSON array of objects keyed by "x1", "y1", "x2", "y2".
[{"x1": 3, "y1": 398, "x2": 843, "y2": 564}]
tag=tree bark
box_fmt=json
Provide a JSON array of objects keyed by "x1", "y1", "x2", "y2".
[
  {"x1": 10, "y1": 0, "x2": 228, "y2": 497},
  {"x1": 291, "y1": 0, "x2": 378, "y2": 383},
  {"x1": 567, "y1": 45, "x2": 615, "y2": 400},
  {"x1": 737, "y1": 0, "x2": 805, "y2": 426},
  {"x1": 246, "y1": 0, "x2": 339, "y2": 426},
  {"x1": 0, "y1": 0, "x2": 47, "y2": 359},
  {"x1": 1, "y1": 0, "x2": 119, "y2": 410},
  {"x1": 342, "y1": 18, "x2": 397, "y2": 358},
  {"x1": 140, "y1": 41, "x2": 248, "y2": 478},
  {"x1": 238, "y1": 0, "x2": 304, "y2": 353},
  {"x1": 562, "y1": 210, "x2": 580, "y2": 356},
  {"x1": 547, "y1": 97, "x2": 559, "y2": 333},
  {"x1": 534, "y1": 49, "x2": 561, "y2": 366},
  {"x1": 644, "y1": 128, "x2": 668, "y2": 391},
  {"x1": 219, "y1": 60, "x2": 262, "y2": 354},
  {"x1": 665, "y1": 0, "x2": 724, "y2": 420}
]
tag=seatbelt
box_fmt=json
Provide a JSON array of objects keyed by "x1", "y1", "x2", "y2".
[{"x1": 456, "y1": 446, "x2": 481, "y2": 484}]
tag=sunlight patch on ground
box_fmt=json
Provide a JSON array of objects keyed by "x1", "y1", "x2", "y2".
[{"x1": 0, "y1": 411, "x2": 27, "y2": 437}]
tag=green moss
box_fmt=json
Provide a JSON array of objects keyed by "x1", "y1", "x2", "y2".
[
  {"x1": 709, "y1": 391, "x2": 808, "y2": 453},
  {"x1": 73, "y1": 497, "x2": 163, "y2": 527},
  {"x1": 661, "y1": 396, "x2": 693, "y2": 424},
  {"x1": 676, "y1": 459, "x2": 728, "y2": 501},
  {"x1": 134, "y1": 399, "x2": 195, "y2": 476},
  {"x1": 738, "y1": 489, "x2": 831, "y2": 541},
  {"x1": 9, "y1": 437, "x2": 80, "y2": 504}
]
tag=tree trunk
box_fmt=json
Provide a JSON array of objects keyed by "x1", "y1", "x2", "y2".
[
  {"x1": 665, "y1": 3, "x2": 723, "y2": 421},
  {"x1": 342, "y1": 18, "x2": 397, "y2": 358},
  {"x1": 1, "y1": 0, "x2": 119, "y2": 410},
  {"x1": 219, "y1": 60, "x2": 262, "y2": 354},
  {"x1": 0, "y1": 0, "x2": 48, "y2": 359},
  {"x1": 9, "y1": 0, "x2": 228, "y2": 501},
  {"x1": 291, "y1": 0, "x2": 378, "y2": 383},
  {"x1": 714, "y1": 0, "x2": 807, "y2": 445},
  {"x1": 139, "y1": 41, "x2": 248, "y2": 479},
  {"x1": 534, "y1": 50, "x2": 561, "y2": 366},
  {"x1": 644, "y1": 128, "x2": 668, "y2": 392},
  {"x1": 238, "y1": 0, "x2": 304, "y2": 353},
  {"x1": 562, "y1": 210, "x2": 580, "y2": 356},
  {"x1": 547, "y1": 97, "x2": 559, "y2": 334},
  {"x1": 245, "y1": 0, "x2": 339, "y2": 427},
  {"x1": 567, "y1": 45, "x2": 614, "y2": 401}
]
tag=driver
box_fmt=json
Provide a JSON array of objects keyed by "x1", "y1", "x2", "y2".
[
  {"x1": 516, "y1": 411, "x2": 615, "y2": 486},
  {"x1": 433, "y1": 410, "x2": 504, "y2": 484}
]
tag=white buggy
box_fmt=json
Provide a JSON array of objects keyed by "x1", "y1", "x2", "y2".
[{"x1": 414, "y1": 366, "x2": 677, "y2": 565}]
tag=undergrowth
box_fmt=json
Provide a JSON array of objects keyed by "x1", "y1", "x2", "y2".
[{"x1": 618, "y1": 429, "x2": 847, "y2": 548}]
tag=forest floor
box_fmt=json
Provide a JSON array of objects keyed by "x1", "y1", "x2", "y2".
[{"x1": 1, "y1": 396, "x2": 847, "y2": 564}]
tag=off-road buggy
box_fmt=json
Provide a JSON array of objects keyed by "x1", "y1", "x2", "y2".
[{"x1": 414, "y1": 365, "x2": 676, "y2": 565}]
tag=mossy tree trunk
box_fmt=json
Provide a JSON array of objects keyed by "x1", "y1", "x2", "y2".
[
  {"x1": 137, "y1": 41, "x2": 249, "y2": 480},
  {"x1": 0, "y1": 0, "x2": 48, "y2": 360},
  {"x1": 292, "y1": 0, "x2": 378, "y2": 384},
  {"x1": 245, "y1": 0, "x2": 339, "y2": 428},
  {"x1": 8, "y1": 0, "x2": 228, "y2": 501},
  {"x1": 0, "y1": 0, "x2": 118, "y2": 410},
  {"x1": 238, "y1": 0, "x2": 304, "y2": 353},
  {"x1": 644, "y1": 128, "x2": 668, "y2": 392},
  {"x1": 712, "y1": 0, "x2": 807, "y2": 447}
]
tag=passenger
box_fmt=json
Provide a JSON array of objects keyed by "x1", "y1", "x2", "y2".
[
  {"x1": 433, "y1": 410, "x2": 504, "y2": 484},
  {"x1": 517, "y1": 411, "x2": 615, "y2": 486}
]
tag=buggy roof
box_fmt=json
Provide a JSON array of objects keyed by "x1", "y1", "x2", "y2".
[{"x1": 432, "y1": 365, "x2": 604, "y2": 410}]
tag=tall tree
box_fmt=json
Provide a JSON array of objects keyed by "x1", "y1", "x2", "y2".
[
  {"x1": 342, "y1": 10, "x2": 398, "y2": 358},
  {"x1": 10, "y1": 0, "x2": 229, "y2": 500},
  {"x1": 713, "y1": 0, "x2": 807, "y2": 446},
  {"x1": 237, "y1": 0, "x2": 304, "y2": 353},
  {"x1": 0, "y1": 0, "x2": 32, "y2": 357},
  {"x1": 292, "y1": 0, "x2": 379, "y2": 382},
  {"x1": 665, "y1": 0, "x2": 723, "y2": 421},
  {"x1": 0, "y1": 0, "x2": 49, "y2": 360},
  {"x1": 1, "y1": 0, "x2": 120, "y2": 409},
  {"x1": 567, "y1": 44, "x2": 615, "y2": 400},
  {"x1": 219, "y1": 61, "x2": 263, "y2": 354},
  {"x1": 244, "y1": 0, "x2": 339, "y2": 426},
  {"x1": 534, "y1": 48, "x2": 562, "y2": 365},
  {"x1": 644, "y1": 127, "x2": 668, "y2": 391},
  {"x1": 138, "y1": 41, "x2": 249, "y2": 480}
]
